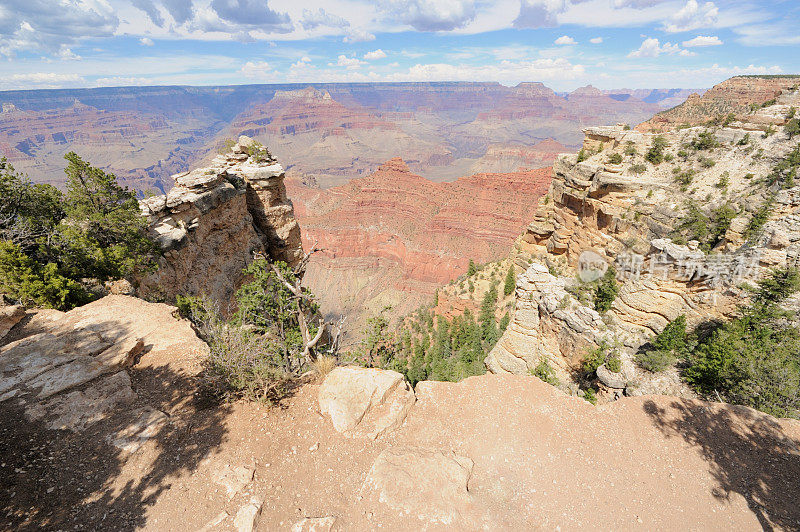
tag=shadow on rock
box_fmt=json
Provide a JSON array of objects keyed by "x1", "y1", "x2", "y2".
[{"x1": 0, "y1": 358, "x2": 232, "y2": 531}]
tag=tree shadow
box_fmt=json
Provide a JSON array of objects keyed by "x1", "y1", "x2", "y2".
[
  {"x1": 642, "y1": 399, "x2": 800, "y2": 531},
  {"x1": 0, "y1": 317, "x2": 236, "y2": 531}
]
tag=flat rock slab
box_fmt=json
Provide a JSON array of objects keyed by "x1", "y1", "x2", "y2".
[
  {"x1": 362, "y1": 447, "x2": 474, "y2": 525},
  {"x1": 233, "y1": 495, "x2": 264, "y2": 532},
  {"x1": 291, "y1": 516, "x2": 336, "y2": 532},
  {"x1": 107, "y1": 406, "x2": 168, "y2": 454},
  {"x1": 318, "y1": 366, "x2": 415, "y2": 439},
  {"x1": 211, "y1": 462, "x2": 255, "y2": 500},
  {"x1": 24, "y1": 371, "x2": 136, "y2": 431}
]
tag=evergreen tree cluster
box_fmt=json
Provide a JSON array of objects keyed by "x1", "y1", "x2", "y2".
[
  {"x1": 371, "y1": 282, "x2": 510, "y2": 385},
  {"x1": 0, "y1": 154, "x2": 156, "y2": 309}
]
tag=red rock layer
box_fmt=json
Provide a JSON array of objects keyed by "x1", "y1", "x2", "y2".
[{"x1": 288, "y1": 158, "x2": 551, "y2": 331}]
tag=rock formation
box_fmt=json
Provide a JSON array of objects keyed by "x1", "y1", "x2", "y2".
[
  {"x1": 287, "y1": 158, "x2": 551, "y2": 340},
  {"x1": 138, "y1": 136, "x2": 302, "y2": 307},
  {"x1": 639, "y1": 76, "x2": 799, "y2": 132},
  {"x1": 1, "y1": 82, "x2": 691, "y2": 193},
  {"x1": 487, "y1": 82, "x2": 800, "y2": 398}
]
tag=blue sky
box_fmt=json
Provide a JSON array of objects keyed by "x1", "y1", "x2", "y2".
[{"x1": 0, "y1": 0, "x2": 798, "y2": 91}]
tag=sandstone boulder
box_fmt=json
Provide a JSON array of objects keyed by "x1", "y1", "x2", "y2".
[
  {"x1": 596, "y1": 363, "x2": 628, "y2": 389},
  {"x1": 318, "y1": 367, "x2": 415, "y2": 439},
  {"x1": 362, "y1": 447, "x2": 474, "y2": 525},
  {"x1": 0, "y1": 304, "x2": 25, "y2": 340}
]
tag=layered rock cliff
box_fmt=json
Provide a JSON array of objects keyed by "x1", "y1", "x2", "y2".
[
  {"x1": 287, "y1": 158, "x2": 551, "y2": 340},
  {"x1": 488, "y1": 82, "x2": 800, "y2": 397},
  {"x1": 639, "y1": 76, "x2": 799, "y2": 132},
  {"x1": 137, "y1": 136, "x2": 303, "y2": 308}
]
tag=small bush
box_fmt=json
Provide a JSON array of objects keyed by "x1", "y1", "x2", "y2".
[
  {"x1": 636, "y1": 350, "x2": 676, "y2": 373},
  {"x1": 608, "y1": 153, "x2": 623, "y2": 164},
  {"x1": 605, "y1": 351, "x2": 622, "y2": 373},
  {"x1": 629, "y1": 163, "x2": 647, "y2": 175},
  {"x1": 594, "y1": 267, "x2": 618, "y2": 313},
  {"x1": 577, "y1": 148, "x2": 588, "y2": 162},
  {"x1": 583, "y1": 387, "x2": 597, "y2": 405},
  {"x1": 645, "y1": 136, "x2": 668, "y2": 165},
  {"x1": 624, "y1": 142, "x2": 637, "y2": 156},
  {"x1": 582, "y1": 341, "x2": 609, "y2": 373},
  {"x1": 533, "y1": 358, "x2": 560, "y2": 386},
  {"x1": 698, "y1": 156, "x2": 716, "y2": 168}
]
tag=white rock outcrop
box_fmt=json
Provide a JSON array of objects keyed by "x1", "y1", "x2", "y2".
[{"x1": 318, "y1": 366, "x2": 415, "y2": 439}]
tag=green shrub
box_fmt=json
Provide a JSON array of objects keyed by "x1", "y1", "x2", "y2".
[
  {"x1": 629, "y1": 163, "x2": 647, "y2": 175},
  {"x1": 682, "y1": 268, "x2": 800, "y2": 419},
  {"x1": 503, "y1": 265, "x2": 516, "y2": 296},
  {"x1": 583, "y1": 387, "x2": 597, "y2": 405},
  {"x1": 737, "y1": 133, "x2": 751, "y2": 146},
  {"x1": 594, "y1": 267, "x2": 618, "y2": 313},
  {"x1": 577, "y1": 148, "x2": 588, "y2": 162},
  {"x1": 533, "y1": 358, "x2": 560, "y2": 386},
  {"x1": 0, "y1": 155, "x2": 156, "y2": 309},
  {"x1": 582, "y1": 341, "x2": 609, "y2": 373},
  {"x1": 690, "y1": 131, "x2": 720, "y2": 150},
  {"x1": 645, "y1": 136, "x2": 668, "y2": 165},
  {"x1": 636, "y1": 350, "x2": 676, "y2": 373},
  {"x1": 608, "y1": 153, "x2": 623, "y2": 164},
  {"x1": 624, "y1": 142, "x2": 637, "y2": 156},
  {"x1": 698, "y1": 156, "x2": 716, "y2": 168},
  {"x1": 743, "y1": 197, "x2": 773, "y2": 240},
  {"x1": 605, "y1": 351, "x2": 622, "y2": 373}
]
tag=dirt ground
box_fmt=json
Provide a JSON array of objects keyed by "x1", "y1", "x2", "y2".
[{"x1": 2, "y1": 306, "x2": 800, "y2": 531}]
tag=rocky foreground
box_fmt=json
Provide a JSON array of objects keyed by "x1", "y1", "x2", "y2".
[{"x1": 1, "y1": 296, "x2": 798, "y2": 530}]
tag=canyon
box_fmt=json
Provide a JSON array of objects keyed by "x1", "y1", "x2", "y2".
[
  {"x1": 286, "y1": 159, "x2": 551, "y2": 338},
  {"x1": 0, "y1": 82, "x2": 700, "y2": 193},
  {"x1": 2, "y1": 75, "x2": 800, "y2": 531}
]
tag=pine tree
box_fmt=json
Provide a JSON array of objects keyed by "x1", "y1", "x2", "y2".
[
  {"x1": 503, "y1": 265, "x2": 516, "y2": 296},
  {"x1": 467, "y1": 259, "x2": 477, "y2": 276}
]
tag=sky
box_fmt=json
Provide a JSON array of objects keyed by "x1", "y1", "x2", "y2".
[{"x1": 0, "y1": 0, "x2": 798, "y2": 92}]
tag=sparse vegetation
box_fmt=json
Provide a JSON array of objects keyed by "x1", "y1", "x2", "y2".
[
  {"x1": 629, "y1": 163, "x2": 647, "y2": 175},
  {"x1": 533, "y1": 357, "x2": 559, "y2": 386},
  {"x1": 689, "y1": 130, "x2": 720, "y2": 151},
  {"x1": 608, "y1": 153, "x2": 623, "y2": 165},
  {"x1": 683, "y1": 268, "x2": 800, "y2": 419},
  {"x1": 594, "y1": 267, "x2": 618, "y2": 313}
]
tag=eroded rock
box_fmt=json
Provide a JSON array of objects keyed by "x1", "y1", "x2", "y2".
[
  {"x1": 362, "y1": 447, "x2": 474, "y2": 525},
  {"x1": 318, "y1": 367, "x2": 415, "y2": 439}
]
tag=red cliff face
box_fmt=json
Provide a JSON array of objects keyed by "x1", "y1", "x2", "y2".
[{"x1": 287, "y1": 158, "x2": 552, "y2": 338}]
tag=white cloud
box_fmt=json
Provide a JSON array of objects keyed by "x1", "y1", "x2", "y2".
[
  {"x1": 590, "y1": 37, "x2": 603, "y2": 44},
  {"x1": 554, "y1": 35, "x2": 576, "y2": 45},
  {"x1": 378, "y1": 0, "x2": 477, "y2": 31},
  {"x1": 139, "y1": 37, "x2": 155, "y2": 46},
  {"x1": 56, "y1": 45, "x2": 81, "y2": 60},
  {"x1": 386, "y1": 57, "x2": 586, "y2": 84},
  {"x1": 3, "y1": 72, "x2": 85, "y2": 89},
  {"x1": 95, "y1": 76, "x2": 152, "y2": 87},
  {"x1": 663, "y1": 0, "x2": 718, "y2": 33},
  {"x1": 300, "y1": 8, "x2": 349, "y2": 30},
  {"x1": 343, "y1": 28, "x2": 376, "y2": 43},
  {"x1": 332, "y1": 54, "x2": 365, "y2": 69},
  {"x1": 628, "y1": 37, "x2": 691, "y2": 58},
  {"x1": 682, "y1": 35, "x2": 722, "y2": 47},
  {"x1": 364, "y1": 49, "x2": 388, "y2": 60},
  {"x1": 240, "y1": 60, "x2": 271, "y2": 78},
  {"x1": 209, "y1": 0, "x2": 292, "y2": 32},
  {"x1": 613, "y1": 0, "x2": 667, "y2": 7},
  {"x1": 0, "y1": 0, "x2": 117, "y2": 58},
  {"x1": 513, "y1": 0, "x2": 567, "y2": 29}
]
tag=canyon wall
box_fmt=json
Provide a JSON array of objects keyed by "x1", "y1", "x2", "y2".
[
  {"x1": 137, "y1": 136, "x2": 302, "y2": 308},
  {"x1": 287, "y1": 158, "x2": 552, "y2": 341},
  {"x1": 488, "y1": 83, "x2": 800, "y2": 397},
  {"x1": 639, "y1": 76, "x2": 799, "y2": 132},
  {"x1": 0, "y1": 82, "x2": 694, "y2": 193}
]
